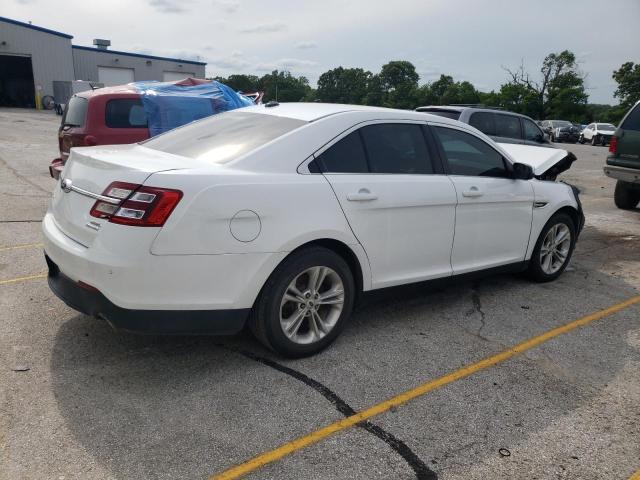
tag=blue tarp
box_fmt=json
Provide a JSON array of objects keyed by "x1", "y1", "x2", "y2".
[{"x1": 133, "y1": 79, "x2": 254, "y2": 137}]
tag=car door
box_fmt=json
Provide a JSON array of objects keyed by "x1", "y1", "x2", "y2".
[
  {"x1": 316, "y1": 122, "x2": 457, "y2": 289},
  {"x1": 493, "y1": 113, "x2": 524, "y2": 144},
  {"x1": 583, "y1": 124, "x2": 595, "y2": 140},
  {"x1": 431, "y1": 124, "x2": 534, "y2": 275}
]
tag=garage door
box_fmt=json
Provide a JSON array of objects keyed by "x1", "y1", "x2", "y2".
[
  {"x1": 98, "y1": 67, "x2": 135, "y2": 87},
  {"x1": 163, "y1": 71, "x2": 196, "y2": 82},
  {"x1": 0, "y1": 54, "x2": 35, "y2": 108}
]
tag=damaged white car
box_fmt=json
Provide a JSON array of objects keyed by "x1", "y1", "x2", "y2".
[{"x1": 43, "y1": 103, "x2": 583, "y2": 357}]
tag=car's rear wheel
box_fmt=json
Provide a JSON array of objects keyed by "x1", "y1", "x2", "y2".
[
  {"x1": 527, "y1": 212, "x2": 576, "y2": 282},
  {"x1": 614, "y1": 180, "x2": 640, "y2": 209},
  {"x1": 249, "y1": 246, "x2": 355, "y2": 357}
]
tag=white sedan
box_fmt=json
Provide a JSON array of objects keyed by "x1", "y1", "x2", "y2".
[{"x1": 43, "y1": 103, "x2": 584, "y2": 357}]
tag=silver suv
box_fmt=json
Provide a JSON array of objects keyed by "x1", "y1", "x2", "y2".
[{"x1": 415, "y1": 105, "x2": 553, "y2": 147}]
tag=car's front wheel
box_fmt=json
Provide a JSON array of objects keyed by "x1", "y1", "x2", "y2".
[
  {"x1": 250, "y1": 246, "x2": 355, "y2": 357},
  {"x1": 578, "y1": 135, "x2": 584, "y2": 144},
  {"x1": 527, "y1": 212, "x2": 576, "y2": 282},
  {"x1": 591, "y1": 135, "x2": 598, "y2": 146}
]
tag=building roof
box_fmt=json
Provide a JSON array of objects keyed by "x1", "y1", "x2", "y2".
[
  {"x1": 0, "y1": 15, "x2": 73, "y2": 39},
  {"x1": 72, "y1": 45, "x2": 206, "y2": 66}
]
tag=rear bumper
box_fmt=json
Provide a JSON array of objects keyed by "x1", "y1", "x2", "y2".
[
  {"x1": 46, "y1": 255, "x2": 249, "y2": 335},
  {"x1": 603, "y1": 165, "x2": 640, "y2": 183}
]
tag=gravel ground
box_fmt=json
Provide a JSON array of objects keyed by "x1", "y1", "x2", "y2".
[{"x1": 0, "y1": 108, "x2": 638, "y2": 480}]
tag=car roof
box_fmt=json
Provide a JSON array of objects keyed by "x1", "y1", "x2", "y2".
[
  {"x1": 76, "y1": 84, "x2": 140, "y2": 98},
  {"x1": 240, "y1": 102, "x2": 459, "y2": 124}
]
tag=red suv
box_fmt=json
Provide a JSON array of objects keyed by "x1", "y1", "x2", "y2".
[
  {"x1": 50, "y1": 84, "x2": 151, "y2": 179},
  {"x1": 49, "y1": 79, "x2": 261, "y2": 179}
]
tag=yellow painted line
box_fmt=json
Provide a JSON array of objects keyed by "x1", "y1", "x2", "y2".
[
  {"x1": 211, "y1": 294, "x2": 640, "y2": 480},
  {"x1": 0, "y1": 273, "x2": 47, "y2": 286},
  {"x1": 629, "y1": 469, "x2": 640, "y2": 480},
  {"x1": 0, "y1": 242, "x2": 43, "y2": 252}
]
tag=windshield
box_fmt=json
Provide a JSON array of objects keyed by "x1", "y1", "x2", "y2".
[
  {"x1": 597, "y1": 123, "x2": 615, "y2": 130},
  {"x1": 62, "y1": 96, "x2": 88, "y2": 127},
  {"x1": 143, "y1": 111, "x2": 306, "y2": 164}
]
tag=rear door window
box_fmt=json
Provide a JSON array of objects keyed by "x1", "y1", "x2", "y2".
[
  {"x1": 522, "y1": 118, "x2": 543, "y2": 141},
  {"x1": 495, "y1": 114, "x2": 522, "y2": 139},
  {"x1": 360, "y1": 123, "x2": 433, "y2": 174},
  {"x1": 62, "y1": 96, "x2": 88, "y2": 127},
  {"x1": 315, "y1": 131, "x2": 369, "y2": 173},
  {"x1": 469, "y1": 112, "x2": 496, "y2": 136},
  {"x1": 105, "y1": 99, "x2": 148, "y2": 128},
  {"x1": 621, "y1": 104, "x2": 640, "y2": 131}
]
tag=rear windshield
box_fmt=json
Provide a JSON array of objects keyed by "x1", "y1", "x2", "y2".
[
  {"x1": 596, "y1": 123, "x2": 615, "y2": 130},
  {"x1": 105, "y1": 99, "x2": 148, "y2": 128},
  {"x1": 143, "y1": 111, "x2": 306, "y2": 164},
  {"x1": 62, "y1": 96, "x2": 88, "y2": 127},
  {"x1": 621, "y1": 104, "x2": 640, "y2": 131},
  {"x1": 418, "y1": 109, "x2": 461, "y2": 120}
]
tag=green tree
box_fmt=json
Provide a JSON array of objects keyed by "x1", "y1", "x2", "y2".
[
  {"x1": 316, "y1": 67, "x2": 372, "y2": 104},
  {"x1": 612, "y1": 62, "x2": 640, "y2": 109},
  {"x1": 258, "y1": 70, "x2": 312, "y2": 102},
  {"x1": 379, "y1": 60, "x2": 420, "y2": 109},
  {"x1": 501, "y1": 51, "x2": 588, "y2": 119},
  {"x1": 214, "y1": 74, "x2": 260, "y2": 93}
]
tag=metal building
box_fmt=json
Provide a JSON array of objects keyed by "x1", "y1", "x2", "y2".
[
  {"x1": 0, "y1": 17, "x2": 74, "y2": 108},
  {"x1": 72, "y1": 45, "x2": 206, "y2": 87},
  {"x1": 0, "y1": 16, "x2": 207, "y2": 108}
]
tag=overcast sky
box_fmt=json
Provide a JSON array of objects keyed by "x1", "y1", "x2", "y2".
[{"x1": 5, "y1": 0, "x2": 640, "y2": 104}]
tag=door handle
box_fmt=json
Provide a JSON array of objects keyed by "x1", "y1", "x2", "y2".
[
  {"x1": 462, "y1": 186, "x2": 483, "y2": 198},
  {"x1": 346, "y1": 188, "x2": 378, "y2": 202}
]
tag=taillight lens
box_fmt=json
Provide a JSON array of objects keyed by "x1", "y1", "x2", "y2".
[
  {"x1": 609, "y1": 136, "x2": 618, "y2": 154},
  {"x1": 89, "y1": 181, "x2": 182, "y2": 227}
]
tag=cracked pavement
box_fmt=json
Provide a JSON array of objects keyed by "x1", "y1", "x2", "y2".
[{"x1": 0, "y1": 108, "x2": 639, "y2": 480}]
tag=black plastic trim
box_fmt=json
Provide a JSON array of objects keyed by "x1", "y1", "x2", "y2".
[{"x1": 45, "y1": 255, "x2": 249, "y2": 335}]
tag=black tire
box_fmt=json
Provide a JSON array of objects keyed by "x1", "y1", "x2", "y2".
[
  {"x1": 527, "y1": 212, "x2": 576, "y2": 283},
  {"x1": 578, "y1": 135, "x2": 584, "y2": 144},
  {"x1": 249, "y1": 246, "x2": 355, "y2": 357},
  {"x1": 591, "y1": 135, "x2": 598, "y2": 146},
  {"x1": 614, "y1": 180, "x2": 640, "y2": 210}
]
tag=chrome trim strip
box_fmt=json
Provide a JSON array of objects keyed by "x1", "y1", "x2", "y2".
[{"x1": 65, "y1": 183, "x2": 121, "y2": 205}]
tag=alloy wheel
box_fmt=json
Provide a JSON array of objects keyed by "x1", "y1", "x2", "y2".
[
  {"x1": 539, "y1": 223, "x2": 571, "y2": 274},
  {"x1": 279, "y1": 266, "x2": 345, "y2": 345}
]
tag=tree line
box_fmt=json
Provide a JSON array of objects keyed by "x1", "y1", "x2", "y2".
[{"x1": 214, "y1": 50, "x2": 640, "y2": 124}]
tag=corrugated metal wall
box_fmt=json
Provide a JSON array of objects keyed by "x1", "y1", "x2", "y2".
[
  {"x1": 0, "y1": 21, "x2": 74, "y2": 98},
  {"x1": 72, "y1": 48, "x2": 206, "y2": 84}
]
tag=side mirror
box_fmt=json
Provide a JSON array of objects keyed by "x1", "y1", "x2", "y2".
[
  {"x1": 543, "y1": 132, "x2": 550, "y2": 142},
  {"x1": 513, "y1": 162, "x2": 534, "y2": 180}
]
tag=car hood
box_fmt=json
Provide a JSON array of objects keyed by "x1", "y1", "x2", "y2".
[{"x1": 497, "y1": 143, "x2": 576, "y2": 180}]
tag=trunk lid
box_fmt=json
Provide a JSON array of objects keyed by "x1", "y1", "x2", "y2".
[
  {"x1": 497, "y1": 143, "x2": 576, "y2": 180},
  {"x1": 51, "y1": 144, "x2": 203, "y2": 246},
  {"x1": 609, "y1": 102, "x2": 640, "y2": 169}
]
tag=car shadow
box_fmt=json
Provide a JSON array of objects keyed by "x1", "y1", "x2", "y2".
[{"x1": 49, "y1": 225, "x2": 640, "y2": 479}]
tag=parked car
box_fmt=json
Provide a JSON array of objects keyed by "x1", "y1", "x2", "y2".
[
  {"x1": 44, "y1": 103, "x2": 583, "y2": 357},
  {"x1": 49, "y1": 78, "x2": 255, "y2": 179},
  {"x1": 603, "y1": 101, "x2": 640, "y2": 209},
  {"x1": 415, "y1": 105, "x2": 552, "y2": 147},
  {"x1": 540, "y1": 120, "x2": 580, "y2": 143},
  {"x1": 579, "y1": 122, "x2": 617, "y2": 146}
]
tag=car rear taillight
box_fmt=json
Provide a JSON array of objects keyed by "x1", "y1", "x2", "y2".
[
  {"x1": 609, "y1": 136, "x2": 618, "y2": 154},
  {"x1": 89, "y1": 181, "x2": 182, "y2": 227}
]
